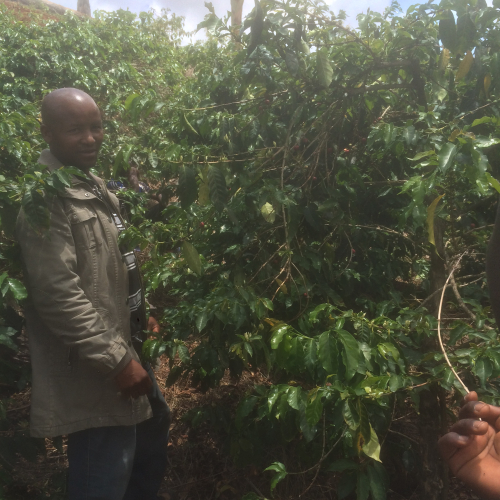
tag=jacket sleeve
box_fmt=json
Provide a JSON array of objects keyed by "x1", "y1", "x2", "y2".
[{"x1": 16, "y1": 196, "x2": 132, "y2": 377}]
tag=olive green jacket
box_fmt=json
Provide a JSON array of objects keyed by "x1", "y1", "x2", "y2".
[{"x1": 16, "y1": 149, "x2": 152, "y2": 438}]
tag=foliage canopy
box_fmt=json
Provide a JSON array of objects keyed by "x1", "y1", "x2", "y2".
[{"x1": 1, "y1": 0, "x2": 500, "y2": 497}]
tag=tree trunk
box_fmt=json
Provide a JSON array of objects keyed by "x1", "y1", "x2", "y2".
[
  {"x1": 418, "y1": 217, "x2": 448, "y2": 500},
  {"x1": 231, "y1": 0, "x2": 244, "y2": 41},
  {"x1": 77, "y1": 0, "x2": 91, "y2": 17}
]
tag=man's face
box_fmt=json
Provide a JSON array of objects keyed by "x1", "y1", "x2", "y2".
[{"x1": 41, "y1": 97, "x2": 104, "y2": 173}]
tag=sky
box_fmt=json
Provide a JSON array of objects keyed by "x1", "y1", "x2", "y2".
[{"x1": 55, "y1": 0, "x2": 418, "y2": 35}]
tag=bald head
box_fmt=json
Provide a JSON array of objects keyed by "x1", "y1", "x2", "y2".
[
  {"x1": 40, "y1": 88, "x2": 104, "y2": 173},
  {"x1": 41, "y1": 88, "x2": 98, "y2": 128}
]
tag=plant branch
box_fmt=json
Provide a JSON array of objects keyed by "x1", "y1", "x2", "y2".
[{"x1": 437, "y1": 252, "x2": 470, "y2": 394}]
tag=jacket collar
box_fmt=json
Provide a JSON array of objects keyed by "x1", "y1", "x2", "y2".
[{"x1": 38, "y1": 149, "x2": 106, "y2": 202}]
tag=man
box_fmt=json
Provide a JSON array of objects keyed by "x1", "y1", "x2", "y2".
[
  {"x1": 438, "y1": 202, "x2": 500, "y2": 499},
  {"x1": 16, "y1": 88, "x2": 170, "y2": 500}
]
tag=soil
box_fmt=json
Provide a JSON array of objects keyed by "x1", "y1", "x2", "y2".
[
  {"x1": 1, "y1": 353, "x2": 482, "y2": 500},
  {"x1": 0, "y1": 0, "x2": 62, "y2": 24}
]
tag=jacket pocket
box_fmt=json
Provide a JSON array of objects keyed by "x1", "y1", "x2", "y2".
[{"x1": 67, "y1": 206, "x2": 99, "y2": 249}]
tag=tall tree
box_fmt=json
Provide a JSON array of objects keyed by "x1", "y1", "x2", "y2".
[
  {"x1": 231, "y1": 0, "x2": 244, "y2": 40},
  {"x1": 77, "y1": 0, "x2": 91, "y2": 17}
]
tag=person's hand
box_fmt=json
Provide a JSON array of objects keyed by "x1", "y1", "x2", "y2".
[
  {"x1": 147, "y1": 315, "x2": 160, "y2": 334},
  {"x1": 115, "y1": 359, "x2": 152, "y2": 399},
  {"x1": 439, "y1": 391, "x2": 500, "y2": 500}
]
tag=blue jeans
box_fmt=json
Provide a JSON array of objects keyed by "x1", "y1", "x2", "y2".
[{"x1": 67, "y1": 365, "x2": 170, "y2": 500}]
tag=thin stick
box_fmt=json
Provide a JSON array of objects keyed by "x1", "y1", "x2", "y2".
[{"x1": 437, "y1": 252, "x2": 470, "y2": 394}]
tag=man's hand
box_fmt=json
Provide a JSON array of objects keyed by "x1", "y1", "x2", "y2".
[
  {"x1": 115, "y1": 359, "x2": 152, "y2": 399},
  {"x1": 147, "y1": 316, "x2": 160, "y2": 334},
  {"x1": 439, "y1": 391, "x2": 500, "y2": 500}
]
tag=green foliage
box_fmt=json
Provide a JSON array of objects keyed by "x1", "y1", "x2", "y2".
[{"x1": 1, "y1": 0, "x2": 500, "y2": 497}]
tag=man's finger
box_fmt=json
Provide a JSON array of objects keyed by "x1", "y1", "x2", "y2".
[
  {"x1": 449, "y1": 418, "x2": 489, "y2": 437},
  {"x1": 462, "y1": 391, "x2": 478, "y2": 405},
  {"x1": 459, "y1": 400, "x2": 500, "y2": 425},
  {"x1": 438, "y1": 432, "x2": 470, "y2": 460}
]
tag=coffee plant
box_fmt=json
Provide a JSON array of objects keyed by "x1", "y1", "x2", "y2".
[{"x1": 1, "y1": 0, "x2": 500, "y2": 498}]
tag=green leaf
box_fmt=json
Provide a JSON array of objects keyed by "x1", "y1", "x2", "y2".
[
  {"x1": 165, "y1": 365, "x2": 183, "y2": 387},
  {"x1": 439, "y1": 10, "x2": 457, "y2": 52},
  {"x1": 196, "y1": 310, "x2": 208, "y2": 332},
  {"x1": 270, "y1": 325, "x2": 288, "y2": 349},
  {"x1": 389, "y1": 374, "x2": 403, "y2": 392},
  {"x1": 318, "y1": 331, "x2": 338, "y2": 374},
  {"x1": 181, "y1": 113, "x2": 199, "y2": 136},
  {"x1": 439, "y1": 48, "x2": 450, "y2": 71},
  {"x1": 261, "y1": 202, "x2": 276, "y2": 223},
  {"x1": 475, "y1": 357, "x2": 493, "y2": 387},
  {"x1": 177, "y1": 344, "x2": 190, "y2": 363},
  {"x1": 438, "y1": 143, "x2": 457, "y2": 173},
  {"x1": 22, "y1": 189, "x2": 50, "y2": 233},
  {"x1": 338, "y1": 471, "x2": 357, "y2": 500},
  {"x1": 0, "y1": 327, "x2": 18, "y2": 351},
  {"x1": 236, "y1": 395, "x2": 258, "y2": 429},
  {"x1": 182, "y1": 241, "x2": 202, "y2": 276},
  {"x1": 208, "y1": 165, "x2": 227, "y2": 213},
  {"x1": 261, "y1": 298, "x2": 273, "y2": 311},
  {"x1": 317, "y1": 50, "x2": 333, "y2": 88},
  {"x1": 338, "y1": 330, "x2": 361, "y2": 380},
  {"x1": 326, "y1": 459, "x2": 358, "y2": 472},
  {"x1": 287, "y1": 386, "x2": 300, "y2": 410},
  {"x1": 456, "y1": 50, "x2": 474, "y2": 81},
  {"x1": 178, "y1": 165, "x2": 198, "y2": 210},
  {"x1": 377, "y1": 342, "x2": 400, "y2": 361},
  {"x1": 408, "y1": 150, "x2": 435, "y2": 161},
  {"x1": 124, "y1": 93, "x2": 140, "y2": 110},
  {"x1": 358, "y1": 400, "x2": 371, "y2": 444},
  {"x1": 285, "y1": 52, "x2": 299, "y2": 76},
  {"x1": 5, "y1": 279, "x2": 27, "y2": 301},
  {"x1": 304, "y1": 339, "x2": 318, "y2": 373},
  {"x1": 486, "y1": 173, "x2": 500, "y2": 194},
  {"x1": 264, "y1": 461, "x2": 287, "y2": 492},
  {"x1": 357, "y1": 470, "x2": 370, "y2": 500},
  {"x1": 268, "y1": 385, "x2": 283, "y2": 412},
  {"x1": 148, "y1": 151, "x2": 158, "y2": 169},
  {"x1": 306, "y1": 392, "x2": 323, "y2": 426},
  {"x1": 456, "y1": 14, "x2": 476, "y2": 54},
  {"x1": 198, "y1": 178, "x2": 210, "y2": 206},
  {"x1": 367, "y1": 462, "x2": 387, "y2": 500},
  {"x1": 362, "y1": 425, "x2": 382, "y2": 462},
  {"x1": 426, "y1": 194, "x2": 445, "y2": 246}
]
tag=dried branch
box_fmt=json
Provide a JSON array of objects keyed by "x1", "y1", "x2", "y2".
[{"x1": 437, "y1": 252, "x2": 470, "y2": 394}]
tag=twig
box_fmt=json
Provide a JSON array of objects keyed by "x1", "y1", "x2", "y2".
[
  {"x1": 387, "y1": 429, "x2": 420, "y2": 445},
  {"x1": 445, "y1": 253, "x2": 493, "y2": 330},
  {"x1": 6, "y1": 403, "x2": 30, "y2": 413},
  {"x1": 246, "y1": 478, "x2": 266, "y2": 499},
  {"x1": 437, "y1": 252, "x2": 470, "y2": 394},
  {"x1": 298, "y1": 427, "x2": 347, "y2": 497},
  {"x1": 299, "y1": 413, "x2": 326, "y2": 497},
  {"x1": 458, "y1": 99, "x2": 500, "y2": 121}
]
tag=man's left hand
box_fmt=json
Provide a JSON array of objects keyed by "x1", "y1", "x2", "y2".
[{"x1": 148, "y1": 316, "x2": 160, "y2": 334}]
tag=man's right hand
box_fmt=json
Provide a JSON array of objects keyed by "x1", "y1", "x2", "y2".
[
  {"x1": 115, "y1": 359, "x2": 152, "y2": 399},
  {"x1": 439, "y1": 391, "x2": 500, "y2": 500}
]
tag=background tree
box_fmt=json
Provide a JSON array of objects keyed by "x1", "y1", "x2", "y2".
[
  {"x1": 231, "y1": 0, "x2": 244, "y2": 40},
  {"x1": 76, "y1": 0, "x2": 91, "y2": 17}
]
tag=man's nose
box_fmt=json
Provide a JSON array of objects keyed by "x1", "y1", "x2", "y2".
[{"x1": 82, "y1": 129, "x2": 96, "y2": 144}]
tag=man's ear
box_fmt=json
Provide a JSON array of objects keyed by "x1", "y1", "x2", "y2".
[{"x1": 40, "y1": 123, "x2": 52, "y2": 144}]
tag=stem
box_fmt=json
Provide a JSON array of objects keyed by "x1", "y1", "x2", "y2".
[{"x1": 437, "y1": 252, "x2": 469, "y2": 394}]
